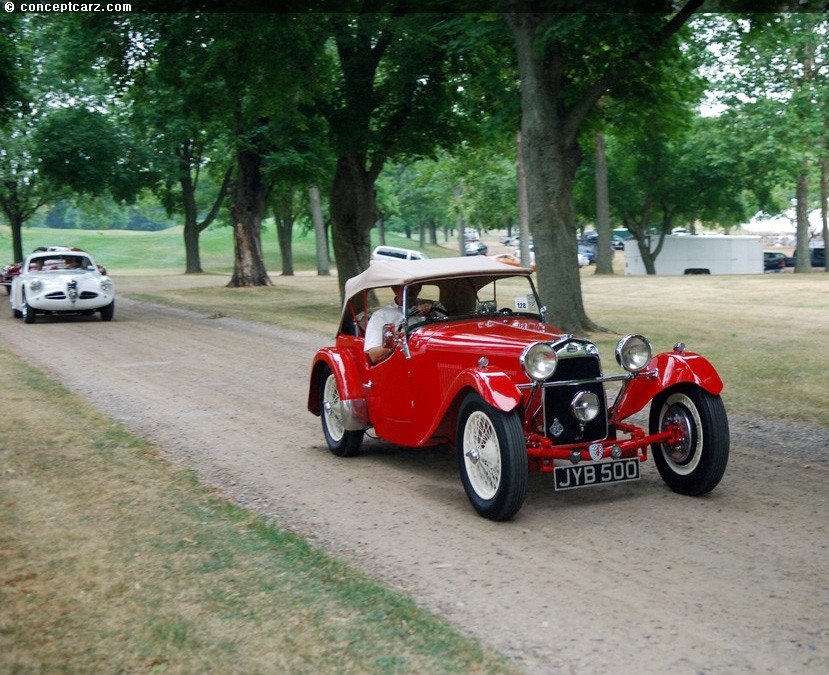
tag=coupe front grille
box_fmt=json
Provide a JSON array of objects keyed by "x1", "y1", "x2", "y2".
[
  {"x1": 79, "y1": 291, "x2": 98, "y2": 299},
  {"x1": 45, "y1": 292, "x2": 66, "y2": 300},
  {"x1": 542, "y1": 355, "x2": 608, "y2": 445}
]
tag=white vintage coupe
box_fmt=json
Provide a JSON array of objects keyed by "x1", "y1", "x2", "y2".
[{"x1": 10, "y1": 250, "x2": 115, "y2": 323}]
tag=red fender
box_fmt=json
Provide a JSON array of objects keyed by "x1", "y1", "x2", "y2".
[
  {"x1": 613, "y1": 351, "x2": 724, "y2": 421},
  {"x1": 308, "y1": 348, "x2": 364, "y2": 416},
  {"x1": 445, "y1": 368, "x2": 522, "y2": 414}
]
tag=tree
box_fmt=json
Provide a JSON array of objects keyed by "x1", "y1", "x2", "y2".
[
  {"x1": 0, "y1": 18, "x2": 130, "y2": 263},
  {"x1": 705, "y1": 13, "x2": 829, "y2": 272},
  {"x1": 504, "y1": 2, "x2": 703, "y2": 332},
  {"x1": 322, "y1": 11, "x2": 471, "y2": 299}
]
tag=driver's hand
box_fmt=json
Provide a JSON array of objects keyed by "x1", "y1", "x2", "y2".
[{"x1": 416, "y1": 300, "x2": 433, "y2": 315}]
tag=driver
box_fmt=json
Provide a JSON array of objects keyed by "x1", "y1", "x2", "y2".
[{"x1": 364, "y1": 283, "x2": 446, "y2": 364}]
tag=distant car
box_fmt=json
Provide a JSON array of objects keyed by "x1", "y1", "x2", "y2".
[
  {"x1": 370, "y1": 245, "x2": 428, "y2": 265},
  {"x1": 490, "y1": 253, "x2": 535, "y2": 271},
  {"x1": 763, "y1": 250, "x2": 787, "y2": 272},
  {"x1": 464, "y1": 240, "x2": 488, "y2": 256},
  {"x1": 791, "y1": 245, "x2": 825, "y2": 268},
  {"x1": 514, "y1": 246, "x2": 588, "y2": 268},
  {"x1": 309, "y1": 256, "x2": 729, "y2": 520},
  {"x1": 10, "y1": 250, "x2": 114, "y2": 323},
  {"x1": 2, "y1": 246, "x2": 105, "y2": 294},
  {"x1": 578, "y1": 242, "x2": 597, "y2": 264},
  {"x1": 500, "y1": 234, "x2": 521, "y2": 247}
]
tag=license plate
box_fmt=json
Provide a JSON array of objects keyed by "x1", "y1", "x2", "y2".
[{"x1": 554, "y1": 458, "x2": 640, "y2": 491}]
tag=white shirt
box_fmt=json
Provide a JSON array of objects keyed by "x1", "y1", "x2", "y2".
[{"x1": 364, "y1": 301, "x2": 404, "y2": 352}]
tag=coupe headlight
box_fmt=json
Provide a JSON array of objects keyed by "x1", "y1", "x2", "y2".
[
  {"x1": 100, "y1": 278, "x2": 113, "y2": 292},
  {"x1": 521, "y1": 342, "x2": 557, "y2": 381},
  {"x1": 29, "y1": 279, "x2": 43, "y2": 292},
  {"x1": 615, "y1": 334, "x2": 652, "y2": 373}
]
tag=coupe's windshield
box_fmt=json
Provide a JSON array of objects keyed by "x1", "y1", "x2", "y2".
[{"x1": 28, "y1": 255, "x2": 93, "y2": 272}]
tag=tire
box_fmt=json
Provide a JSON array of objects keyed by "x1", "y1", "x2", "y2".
[
  {"x1": 100, "y1": 301, "x2": 115, "y2": 321},
  {"x1": 457, "y1": 392, "x2": 528, "y2": 521},
  {"x1": 22, "y1": 292, "x2": 35, "y2": 324},
  {"x1": 649, "y1": 385, "x2": 729, "y2": 496},
  {"x1": 319, "y1": 364, "x2": 363, "y2": 457}
]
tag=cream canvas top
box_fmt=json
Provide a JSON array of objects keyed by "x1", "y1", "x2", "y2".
[{"x1": 343, "y1": 255, "x2": 532, "y2": 307}]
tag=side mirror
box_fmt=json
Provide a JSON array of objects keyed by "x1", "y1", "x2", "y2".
[{"x1": 382, "y1": 323, "x2": 396, "y2": 349}]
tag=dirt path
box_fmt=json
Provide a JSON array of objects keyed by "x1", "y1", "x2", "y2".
[{"x1": 2, "y1": 296, "x2": 827, "y2": 673}]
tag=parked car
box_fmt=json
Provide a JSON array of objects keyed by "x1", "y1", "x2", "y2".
[
  {"x1": 578, "y1": 242, "x2": 597, "y2": 264},
  {"x1": 515, "y1": 246, "x2": 588, "y2": 268},
  {"x1": 792, "y1": 245, "x2": 825, "y2": 268},
  {"x1": 370, "y1": 245, "x2": 428, "y2": 264},
  {"x1": 2, "y1": 246, "x2": 105, "y2": 294},
  {"x1": 10, "y1": 249, "x2": 115, "y2": 323},
  {"x1": 490, "y1": 252, "x2": 535, "y2": 271},
  {"x1": 308, "y1": 256, "x2": 729, "y2": 520},
  {"x1": 464, "y1": 240, "x2": 488, "y2": 256},
  {"x1": 763, "y1": 250, "x2": 787, "y2": 272},
  {"x1": 500, "y1": 234, "x2": 521, "y2": 247}
]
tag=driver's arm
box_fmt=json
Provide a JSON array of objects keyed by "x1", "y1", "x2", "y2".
[{"x1": 366, "y1": 344, "x2": 394, "y2": 364}]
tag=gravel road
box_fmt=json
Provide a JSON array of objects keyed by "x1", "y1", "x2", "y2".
[{"x1": 2, "y1": 294, "x2": 827, "y2": 673}]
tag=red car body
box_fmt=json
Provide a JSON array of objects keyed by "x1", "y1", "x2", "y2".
[{"x1": 309, "y1": 256, "x2": 729, "y2": 520}]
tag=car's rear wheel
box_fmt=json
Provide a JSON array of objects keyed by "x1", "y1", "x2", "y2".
[
  {"x1": 100, "y1": 301, "x2": 115, "y2": 321},
  {"x1": 22, "y1": 292, "x2": 35, "y2": 324},
  {"x1": 319, "y1": 364, "x2": 364, "y2": 457},
  {"x1": 457, "y1": 392, "x2": 527, "y2": 521},
  {"x1": 649, "y1": 385, "x2": 729, "y2": 496}
]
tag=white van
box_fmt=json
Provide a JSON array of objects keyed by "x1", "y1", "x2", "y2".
[{"x1": 370, "y1": 245, "x2": 428, "y2": 264}]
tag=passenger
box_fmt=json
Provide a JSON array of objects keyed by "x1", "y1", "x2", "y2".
[{"x1": 28, "y1": 260, "x2": 42, "y2": 271}]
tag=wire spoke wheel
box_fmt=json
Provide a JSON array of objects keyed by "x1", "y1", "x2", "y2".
[
  {"x1": 318, "y1": 364, "x2": 363, "y2": 457},
  {"x1": 457, "y1": 392, "x2": 527, "y2": 521}
]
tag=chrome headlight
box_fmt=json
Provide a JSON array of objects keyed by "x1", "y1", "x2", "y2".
[
  {"x1": 29, "y1": 279, "x2": 43, "y2": 292},
  {"x1": 615, "y1": 334, "x2": 652, "y2": 373},
  {"x1": 100, "y1": 278, "x2": 113, "y2": 292},
  {"x1": 521, "y1": 342, "x2": 557, "y2": 381},
  {"x1": 571, "y1": 390, "x2": 600, "y2": 422}
]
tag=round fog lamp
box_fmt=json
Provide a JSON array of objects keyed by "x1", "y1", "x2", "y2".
[
  {"x1": 521, "y1": 342, "x2": 557, "y2": 381},
  {"x1": 571, "y1": 390, "x2": 601, "y2": 422},
  {"x1": 615, "y1": 334, "x2": 652, "y2": 373}
]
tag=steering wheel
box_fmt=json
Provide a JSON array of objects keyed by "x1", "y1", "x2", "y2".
[{"x1": 498, "y1": 307, "x2": 514, "y2": 315}]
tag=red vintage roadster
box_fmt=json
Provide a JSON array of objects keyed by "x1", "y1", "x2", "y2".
[{"x1": 308, "y1": 256, "x2": 729, "y2": 520}]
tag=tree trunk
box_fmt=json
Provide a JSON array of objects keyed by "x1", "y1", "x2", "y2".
[
  {"x1": 273, "y1": 187, "x2": 295, "y2": 277},
  {"x1": 508, "y1": 14, "x2": 594, "y2": 333},
  {"x1": 228, "y1": 147, "x2": 272, "y2": 287},
  {"x1": 180, "y1": 169, "x2": 203, "y2": 274},
  {"x1": 454, "y1": 183, "x2": 466, "y2": 256},
  {"x1": 594, "y1": 131, "x2": 614, "y2": 275},
  {"x1": 9, "y1": 212, "x2": 24, "y2": 264},
  {"x1": 794, "y1": 169, "x2": 811, "y2": 273},
  {"x1": 821, "y1": 153, "x2": 828, "y2": 272},
  {"x1": 308, "y1": 185, "x2": 330, "y2": 276},
  {"x1": 330, "y1": 154, "x2": 376, "y2": 299},
  {"x1": 182, "y1": 163, "x2": 232, "y2": 275},
  {"x1": 516, "y1": 130, "x2": 531, "y2": 267}
]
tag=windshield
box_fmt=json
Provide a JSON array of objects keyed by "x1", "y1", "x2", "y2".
[
  {"x1": 403, "y1": 273, "x2": 542, "y2": 325},
  {"x1": 28, "y1": 255, "x2": 93, "y2": 272}
]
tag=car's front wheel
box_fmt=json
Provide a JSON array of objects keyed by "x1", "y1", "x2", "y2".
[
  {"x1": 22, "y1": 292, "x2": 35, "y2": 324},
  {"x1": 457, "y1": 392, "x2": 527, "y2": 521},
  {"x1": 319, "y1": 364, "x2": 364, "y2": 457},
  {"x1": 649, "y1": 385, "x2": 729, "y2": 496},
  {"x1": 100, "y1": 301, "x2": 114, "y2": 321}
]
